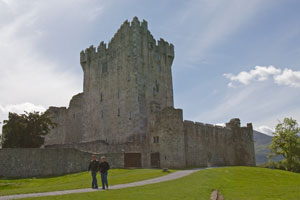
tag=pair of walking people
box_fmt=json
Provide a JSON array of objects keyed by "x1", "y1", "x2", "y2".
[{"x1": 88, "y1": 155, "x2": 110, "y2": 190}]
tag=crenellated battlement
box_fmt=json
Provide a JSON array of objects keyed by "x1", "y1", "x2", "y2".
[
  {"x1": 80, "y1": 17, "x2": 174, "y2": 67},
  {"x1": 183, "y1": 118, "x2": 253, "y2": 134},
  {"x1": 184, "y1": 120, "x2": 231, "y2": 131},
  {"x1": 157, "y1": 38, "x2": 174, "y2": 57}
]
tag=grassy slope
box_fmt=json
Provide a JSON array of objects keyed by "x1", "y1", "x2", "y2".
[
  {"x1": 0, "y1": 169, "x2": 174, "y2": 196},
  {"x1": 23, "y1": 167, "x2": 300, "y2": 200}
]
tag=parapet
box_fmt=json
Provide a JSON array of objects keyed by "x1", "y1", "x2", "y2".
[
  {"x1": 48, "y1": 106, "x2": 67, "y2": 112},
  {"x1": 80, "y1": 17, "x2": 174, "y2": 66},
  {"x1": 183, "y1": 120, "x2": 233, "y2": 131},
  {"x1": 157, "y1": 38, "x2": 174, "y2": 57},
  {"x1": 47, "y1": 106, "x2": 67, "y2": 117},
  {"x1": 155, "y1": 107, "x2": 183, "y2": 122},
  {"x1": 224, "y1": 118, "x2": 254, "y2": 131},
  {"x1": 195, "y1": 122, "x2": 205, "y2": 126},
  {"x1": 183, "y1": 120, "x2": 195, "y2": 125}
]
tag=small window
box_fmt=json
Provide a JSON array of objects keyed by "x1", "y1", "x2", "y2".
[
  {"x1": 156, "y1": 54, "x2": 160, "y2": 61},
  {"x1": 129, "y1": 112, "x2": 132, "y2": 120},
  {"x1": 102, "y1": 63, "x2": 107, "y2": 73},
  {"x1": 101, "y1": 110, "x2": 104, "y2": 119},
  {"x1": 118, "y1": 108, "x2": 120, "y2": 116},
  {"x1": 153, "y1": 87, "x2": 156, "y2": 96},
  {"x1": 155, "y1": 80, "x2": 159, "y2": 92},
  {"x1": 117, "y1": 89, "x2": 120, "y2": 99},
  {"x1": 153, "y1": 136, "x2": 159, "y2": 143},
  {"x1": 149, "y1": 42, "x2": 154, "y2": 49},
  {"x1": 127, "y1": 73, "x2": 131, "y2": 81},
  {"x1": 100, "y1": 92, "x2": 103, "y2": 102},
  {"x1": 73, "y1": 114, "x2": 75, "y2": 119},
  {"x1": 158, "y1": 63, "x2": 161, "y2": 72}
]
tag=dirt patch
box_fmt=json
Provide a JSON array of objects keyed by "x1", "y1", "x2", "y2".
[{"x1": 210, "y1": 190, "x2": 224, "y2": 200}]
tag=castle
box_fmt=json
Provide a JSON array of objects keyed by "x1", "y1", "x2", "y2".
[{"x1": 45, "y1": 17, "x2": 256, "y2": 168}]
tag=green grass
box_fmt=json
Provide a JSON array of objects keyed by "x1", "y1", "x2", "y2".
[
  {"x1": 0, "y1": 169, "x2": 174, "y2": 196},
  {"x1": 21, "y1": 167, "x2": 300, "y2": 200}
]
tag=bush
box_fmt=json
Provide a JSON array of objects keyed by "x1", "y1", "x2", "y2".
[
  {"x1": 261, "y1": 160, "x2": 300, "y2": 173},
  {"x1": 269, "y1": 117, "x2": 300, "y2": 173}
]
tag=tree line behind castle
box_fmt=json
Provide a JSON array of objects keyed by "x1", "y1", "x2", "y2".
[{"x1": 1, "y1": 112, "x2": 299, "y2": 173}]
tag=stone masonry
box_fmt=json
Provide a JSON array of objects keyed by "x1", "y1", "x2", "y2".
[
  {"x1": 0, "y1": 148, "x2": 123, "y2": 178},
  {"x1": 44, "y1": 17, "x2": 256, "y2": 169}
]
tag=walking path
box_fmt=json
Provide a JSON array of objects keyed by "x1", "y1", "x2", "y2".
[{"x1": 0, "y1": 169, "x2": 199, "y2": 200}]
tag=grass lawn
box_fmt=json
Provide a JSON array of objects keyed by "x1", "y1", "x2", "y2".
[
  {"x1": 22, "y1": 167, "x2": 300, "y2": 200},
  {"x1": 0, "y1": 169, "x2": 174, "y2": 196}
]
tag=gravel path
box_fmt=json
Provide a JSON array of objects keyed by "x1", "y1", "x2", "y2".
[{"x1": 0, "y1": 169, "x2": 199, "y2": 200}]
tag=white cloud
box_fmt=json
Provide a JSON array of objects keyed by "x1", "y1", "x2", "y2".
[
  {"x1": 224, "y1": 65, "x2": 300, "y2": 88},
  {"x1": 224, "y1": 65, "x2": 281, "y2": 85},
  {"x1": 0, "y1": 103, "x2": 46, "y2": 114},
  {"x1": 256, "y1": 125, "x2": 274, "y2": 136},
  {"x1": 274, "y1": 68, "x2": 300, "y2": 88},
  {"x1": 215, "y1": 123, "x2": 225, "y2": 127}
]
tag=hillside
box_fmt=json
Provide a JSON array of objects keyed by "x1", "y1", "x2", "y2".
[{"x1": 253, "y1": 130, "x2": 283, "y2": 164}]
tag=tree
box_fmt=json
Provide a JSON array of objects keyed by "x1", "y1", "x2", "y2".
[
  {"x1": 269, "y1": 117, "x2": 300, "y2": 172},
  {"x1": 2, "y1": 111, "x2": 56, "y2": 148}
]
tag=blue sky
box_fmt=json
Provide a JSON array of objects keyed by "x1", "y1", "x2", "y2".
[{"x1": 0, "y1": 0, "x2": 299, "y2": 135}]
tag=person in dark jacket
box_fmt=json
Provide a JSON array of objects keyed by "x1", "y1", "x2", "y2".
[
  {"x1": 99, "y1": 156, "x2": 110, "y2": 190},
  {"x1": 88, "y1": 155, "x2": 100, "y2": 189}
]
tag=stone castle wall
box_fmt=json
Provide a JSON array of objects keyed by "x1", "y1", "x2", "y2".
[
  {"x1": 150, "y1": 107, "x2": 256, "y2": 168},
  {"x1": 46, "y1": 139, "x2": 144, "y2": 156},
  {"x1": 183, "y1": 120, "x2": 256, "y2": 167},
  {"x1": 0, "y1": 148, "x2": 124, "y2": 178},
  {"x1": 183, "y1": 121, "x2": 235, "y2": 167}
]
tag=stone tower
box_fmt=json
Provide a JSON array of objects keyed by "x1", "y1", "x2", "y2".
[{"x1": 45, "y1": 17, "x2": 174, "y2": 145}]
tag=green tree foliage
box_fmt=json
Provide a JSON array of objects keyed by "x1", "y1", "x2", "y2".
[
  {"x1": 269, "y1": 117, "x2": 300, "y2": 172},
  {"x1": 2, "y1": 111, "x2": 56, "y2": 148}
]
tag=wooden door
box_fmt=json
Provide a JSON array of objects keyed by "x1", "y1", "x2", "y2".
[
  {"x1": 151, "y1": 152, "x2": 160, "y2": 168},
  {"x1": 124, "y1": 153, "x2": 142, "y2": 168}
]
